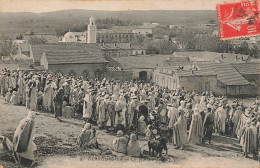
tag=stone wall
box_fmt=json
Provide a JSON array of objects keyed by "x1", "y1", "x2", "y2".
[
  {"x1": 48, "y1": 63, "x2": 106, "y2": 80},
  {"x1": 243, "y1": 74, "x2": 260, "y2": 96},
  {"x1": 153, "y1": 70, "x2": 226, "y2": 96},
  {"x1": 179, "y1": 75, "x2": 226, "y2": 96},
  {"x1": 104, "y1": 71, "x2": 134, "y2": 81}
]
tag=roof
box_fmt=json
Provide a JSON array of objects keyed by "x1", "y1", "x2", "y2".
[
  {"x1": 131, "y1": 44, "x2": 147, "y2": 50},
  {"x1": 18, "y1": 43, "x2": 30, "y2": 52},
  {"x1": 136, "y1": 24, "x2": 160, "y2": 30},
  {"x1": 197, "y1": 62, "x2": 250, "y2": 85},
  {"x1": 112, "y1": 55, "x2": 175, "y2": 69},
  {"x1": 163, "y1": 56, "x2": 191, "y2": 67},
  {"x1": 101, "y1": 43, "x2": 146, "y2": 50},
  {"x1": 232, "y1": 63, "x2": 260, "y2": 75},
  {"x1": 155, "y1": 67, "x2": 215, "y2": 77},
  {"x1": 44, "y1": 50, "x2": 107, "y2": 64},
  {"x1": 174, "y1": 51, "x2": 250, "y2": 63},
  {"x1": 101, "y1": 43, "x2": 131, "y2": 50},
  {"x1": 31, "y1": 43, "x2": 107, "y2": 64}
]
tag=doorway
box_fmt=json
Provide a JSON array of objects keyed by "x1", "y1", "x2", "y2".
[{"x1": 139, "y1": 71, "x2": 147, "y2": 82}]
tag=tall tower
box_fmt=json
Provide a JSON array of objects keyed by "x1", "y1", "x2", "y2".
[{"x1": 87, "y1": 17, "x2": 97, "y2": 43}]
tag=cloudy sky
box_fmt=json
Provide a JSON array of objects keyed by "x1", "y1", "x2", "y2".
[{"x1": 0, "y1": 0, "x2": 250, "y2": 13}]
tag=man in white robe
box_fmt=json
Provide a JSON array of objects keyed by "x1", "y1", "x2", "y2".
[
  {"x1": 83, "y1": 90, "x2": 94, "y2": 122},
  {"x1": 13, "y1": 111, "x2": 37, "y2": 167},
  {"x1": 215, "y1": 103, "x2": 227, "y2": 135}
]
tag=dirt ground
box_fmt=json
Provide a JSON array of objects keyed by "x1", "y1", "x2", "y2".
[{"x1": 0, "y1": 97, "x2": 259, "y2": 168}]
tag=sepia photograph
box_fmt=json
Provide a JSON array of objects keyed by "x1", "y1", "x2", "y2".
[{"x1": 0, "y1": 0, "x2": 260, "y2": 167}]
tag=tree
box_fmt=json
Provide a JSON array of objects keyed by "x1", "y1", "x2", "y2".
[
  {"x1": 146, "y1": 38, "x2": 176, "y2": 55},
  {"x1": 236, "y1": 41, "x2": 249, "y2": 55},
  {"x1": 131, "y1": 34, "x2": 145, "y2": 45},
  {"x1": 158, "y1": 39, "x2": 177, "y2": 54},
  {"x1": 249, "y1": 44, "x2": 259, "y2": 58},
  {"x1": 146, "y1": 33, "x2": 153, "y2": 38},
  {"x1": 209, "y1": 20, "x2": 216, "y2": 24},
  {"x1": 217, "y1": 40, "x2": 230, "y2": 53},
  {"x1": 0, "y1": 36, "x2": 17, "y2": 57},
  {"x1": 176, "y1": 28, "x2": 197, "y2": 50},
  {"x1": 16, "y1": 33, "x2": 23, "y2": 40},
  {"x1": 55, "y1": 27, "x2": 69, "y2": 37}
]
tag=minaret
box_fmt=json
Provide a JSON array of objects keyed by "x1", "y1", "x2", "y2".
[{"x1": 87, "y1": 17, "x2": 97, "y2": 43}]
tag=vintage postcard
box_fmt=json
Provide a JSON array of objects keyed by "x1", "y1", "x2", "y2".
[{"x1": 0, "y1": 0, "x2": 260, "y2": 168}]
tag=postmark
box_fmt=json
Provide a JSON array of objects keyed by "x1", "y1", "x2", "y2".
[{"x1": 216, "y1": 0, "x2": 260, "y2": 40}]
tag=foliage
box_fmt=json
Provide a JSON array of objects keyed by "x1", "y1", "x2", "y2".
[
  {"x1": 209, "y1": 20, "x2": 216, "y2": 24},
  {"x1": 146, "y1": 33, "x2": 153, "y2": 38},
  {"x1": 131, "y1": 34, "x2": 146, "y2": 45},
  {"x1": 0, "y1": 35, "x2": 17, "y2": 56},
  {"x1": 55, "y1": 17, "x2": 133, "y2": 37},
  {"x1": 96, "y1": 17, "x2": 132, "y2": 29},
  {"x1": 234, "y1": 41, "x2": 249, "y2": 55},
  {"x1": 16, "y1": 33, "x2": 24, "y2": 40},
  {"x1": 175, "y1": 28, "x2": 197, "y2": 50},
  {"x1": 233, "y1": 42, "x2": 259, "y2": 57},
  {"x1": 248, "y1": 44, "x2": 259, "y2": 57},
  {"x1": 146, "y1": 38, "x2": 177, "y2": 55}
]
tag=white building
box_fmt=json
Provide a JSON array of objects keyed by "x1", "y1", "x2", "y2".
[
  {"x1": 61, "y1": 17, "x2": 97, "y2": 43},
  {"x1": 132, "y1": 23, "x2": 162, "y2": 35},
  {"x1": 62, "y1": 31, "x2": 86, "y2": 43}
]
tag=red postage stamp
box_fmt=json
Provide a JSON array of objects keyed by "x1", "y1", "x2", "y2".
[{"x1": 216, "y1": 0, "x2": 260, "y2": 40}]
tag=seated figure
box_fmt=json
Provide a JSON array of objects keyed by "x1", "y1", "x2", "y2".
[
  {"x1": 112, "y1": 130, "x2": 128, "y2": 154},
  {"x1": 77, "y1": 123, "x2": 98, "y2": 149},
  {"x1": 127, "y1": 133, "x2": 142, "y2": 157}
]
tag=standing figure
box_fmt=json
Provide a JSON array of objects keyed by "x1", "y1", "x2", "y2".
[
  {"x1": 240, "y1": 119, "x2": 256, "y2": 158},
  {"x1": 203, "y1": 107, "x2": 214, "y2": 144},
  {"x1": 29, "y1": 81, "x2": 38, "y2": 111},
  {"x1": 127, "y1": 96, "x2": 139, "y2": 128},
  {"x1": 54, "y1": 88, "x2": 64, "y2": 120},
  {"x1": 232, "y1": 106, "x2": 243, "y2": 137},
  {"x1": 188, "y1": 104, "x2": 203, "y2": 144},
  {"x1": 98, "y1": 94, "x2": 110, "y2": 129},
  {"x1": 173, "y1": 109, "x2": 188, "y2": 149},
  {"x1": 83, "y1": 90, "x2": 94, "y2": 122},
  {"x1": 43, "y1": 81, "x2": 54, "y2": 112},
  {"x1": 115, "y1": 95, "x2": 127, "y2": 127},
  {"x1": 215, "y1": 103, "x2": 227, "y2": 135}
]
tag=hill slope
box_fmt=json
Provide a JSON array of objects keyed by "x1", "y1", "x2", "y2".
[{"x1": 0, "y1": 10, "x2": 218, "y2": 38}]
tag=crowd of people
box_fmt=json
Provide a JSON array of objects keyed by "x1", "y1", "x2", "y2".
[{"x1": 1, "y1": 68, "x2": 260, "y2": 166}]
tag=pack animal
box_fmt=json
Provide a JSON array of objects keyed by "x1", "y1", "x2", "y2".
[{"x1": 148, "y1": 137, "x2": 167, "y2": 157}]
